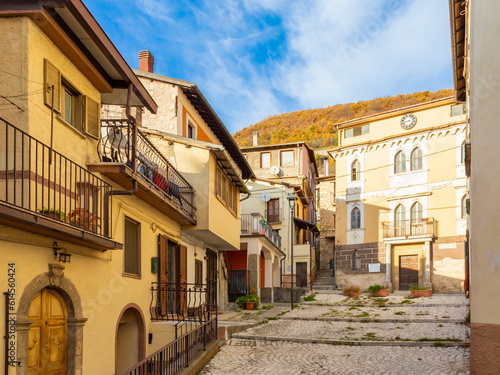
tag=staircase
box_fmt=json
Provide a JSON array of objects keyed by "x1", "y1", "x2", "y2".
[{"x1": 312, "y1": 270, "x2": 336, "y2": 293}]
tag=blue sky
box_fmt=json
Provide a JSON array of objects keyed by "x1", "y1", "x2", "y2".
[{"x1": 85, "y1": 0, "x2": 453, "y2": 133}]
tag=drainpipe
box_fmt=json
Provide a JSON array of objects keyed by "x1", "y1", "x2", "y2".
[{"x1": 103, "y1": 84, "x2": 138, "y2": 237}]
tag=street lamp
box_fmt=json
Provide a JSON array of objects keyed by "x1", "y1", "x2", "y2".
[{"x1": 287, "y1": 193, "x2": 297, "y2": 310}]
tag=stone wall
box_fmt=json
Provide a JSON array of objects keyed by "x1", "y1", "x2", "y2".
[
  {"x1": 335, "y1": 242, "x2": 386, "y2": 274},
  {"x1": 273, "y1": 287, "x2": 309, "y2": 303},
  {"x1": 318, "y1": 178, "x2": 335, "y2": 270}
]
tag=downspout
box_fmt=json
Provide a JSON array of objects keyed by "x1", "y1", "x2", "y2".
[{"x1": 103, "y1": 84, "x2": 138, "y2": 237}]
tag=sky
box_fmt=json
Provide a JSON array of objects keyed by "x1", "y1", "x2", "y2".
[{"x1": 85, "y1": 0, "x2": 453, "y2": 134}]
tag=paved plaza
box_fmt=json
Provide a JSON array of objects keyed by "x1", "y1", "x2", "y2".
[{"x1": 202, "y1": 292, "x2": 470, "y2": 374}]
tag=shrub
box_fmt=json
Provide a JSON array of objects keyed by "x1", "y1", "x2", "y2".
[
  {"x1": 342, "y1": 282, "x2": 361, "y2": 293},
  {"x1": 409, "y1": 285, "x2": 429, "y2": 291},
  {"x1": 367, "y1": 284, "x2": 384, "y2": 293}
]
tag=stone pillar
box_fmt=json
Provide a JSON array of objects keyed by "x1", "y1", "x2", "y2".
[
  {"x1": 385, "y1": 243, "x2": 392, "y2": 291},
  {"x1": 247, "y1": 254, "x2": 258, "y2": 293},
  {"x1": 423, "y1": 240, "x2": 432, "y2": 289}
]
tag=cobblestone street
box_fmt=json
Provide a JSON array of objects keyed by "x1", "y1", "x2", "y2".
[{"x1": 202, "y1": 293, "x2": 470, "y2": 374}]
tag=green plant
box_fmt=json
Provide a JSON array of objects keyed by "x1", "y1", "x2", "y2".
[
  {"x1": 261, "y1": 305, "x2": 274, "y2": 310},
  {"x1": 367, "y1": 284, "x2": 384, "y2": 293},
  {"x1": 409, "y1": 285, "x2": 429, "y2": 291},
  {"x1": 465, "y1": 311, "x2": 471, "y2": 324},
  {"x1": 394, "y1": 311, "x2": 406, "y2": 315},
  {"x1": 39, "y1": 207, "x2": 65, "y2": 220},
  {"x1": 304, "y1": 295, "x2": 316, "y2": 302},
  {"x1": 235, "y1": 294, "x2": 260, "y2": 307}
]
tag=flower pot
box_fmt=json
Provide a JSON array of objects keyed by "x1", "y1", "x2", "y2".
[
  {"x1": 343, "y1": 290, "x2": 360, "y2": 297},
  {"x1": 411, "y1": 289, "x2": 432, "y2": 297},
  {"x1": 369, "y1": 289, "x2": 389, "y2": 297},
  {"x1": 245, "y1": 302, "x2": 255, "y2": 310}
]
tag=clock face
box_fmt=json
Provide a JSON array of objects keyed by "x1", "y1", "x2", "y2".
[{"x1": 401, "y1": 113, "x2": 417, "y2": 130}]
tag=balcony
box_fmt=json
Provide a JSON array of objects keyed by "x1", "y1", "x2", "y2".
[
  {"x1": 88, "y1": 119, "x2": 196, "y2": 225},
  {"x1": 0, "y1": 118, "x2": 120, "y2": 250},
  {"x1": 382, "y1": 218, "x2": 436, "y2": 238},
  {"x1": 240, "y1": 213, "x2": 282, "y2": 249}
]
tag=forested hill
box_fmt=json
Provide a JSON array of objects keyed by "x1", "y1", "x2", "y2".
[{"x1": 233, "y1": 89, "x2": 453, "y2": 149}]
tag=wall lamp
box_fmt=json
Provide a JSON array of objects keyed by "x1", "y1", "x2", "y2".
[{"x1": 53, "y1": 242, "x2": 72, "y2": 263}]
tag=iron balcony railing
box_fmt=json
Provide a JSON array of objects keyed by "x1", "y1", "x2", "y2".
[
  {"x1": 382, "y1": 218, "x2": 436, "y2": 238},
  {"x1": 0, "y1": 117, "x2": 113, "y2": 237},
  {"x1": 121, "y1": 317, "x2": 217, "y2": 375},
  {"x1": 100, "y1": 119, "x2": 196, "y2": 220},
  {"x1": 150, "y1": 282, "x2": 216, "y2": 324},
  {"x1": 240, "y1": 213, "x2": 282, "y2": 249}
]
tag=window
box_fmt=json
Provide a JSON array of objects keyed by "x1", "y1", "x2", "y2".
[
  {"x1": 461, "y1": 141, "x2": 466, "y2": 164},
  {"x1": 44, "y1": 59, "x2": 100, "y2": 138},
  {"x1": 351, "y1": 160, "x2": 361, "y2": 181},
  {"x1": 280, "y1": 150, "x2": 294, "y2": 167},
  {"x1": 195, "y1": 260, "x2": 203, "y2": 287},
  {"x1": 411, "y1": 202, "x2": 423, "y2": 222},
  {"x1": 187, "y1": 122, "x2": 195, "y2": 139},
  {"x1": 215, "y1": 165, "x2": 238, "y2": 215},
  {"x1": 267, "y1": 198, "x2": 280, "y2": 222},
  {"x1": 395, "y1": 204, "x2": 406, "y2": 236},
  {"x1": 351, "y1": 207, "x2": 361, "y2": 229},
  {"x1": 394, "y1": 151, "x2": 406, "y2": 174},
  {"x1": 260, "y1": 152, "x2": 271, "y2": 168},
  {"x1": 345, "y1": 125, "x2": 369, "y2": 139},
  {"x1": 410, "y1": 147, "x2": 423, "y2": 171},
  {"x1": 352, "y1": 250, "x2": 361, "y2": 270},
  {"x1": 124, "y1": 218, "x2": 140, "y2": 276},
  {"x1": 461, "y1": 196, "x2": 467, "y2": 218}
]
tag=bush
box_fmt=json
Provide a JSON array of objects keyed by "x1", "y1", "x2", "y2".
[
  {"x1": 409, "y1": 285, "x2": 429, "y2": 291},
  {"x1": 342, "y1": 282, "x2": 361, "y2": 293},
  {"x1": 235, "y1": 294, "x2": 260, "y2": 307}
]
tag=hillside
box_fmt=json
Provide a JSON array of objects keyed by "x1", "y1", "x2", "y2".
[{"x1": 233, "y1": 89, "x2": 454, "y2": 148}]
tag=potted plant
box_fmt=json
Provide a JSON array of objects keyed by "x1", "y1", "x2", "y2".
[
  {"x1": 67, "y1": 208, "x2": 101, "y2": 230},
  {"x1": 342, "y1": 283, "x2": 361, "y2": 297},
  {"x1": 410, "y1": 285, "x2": 432, "y2": 297},
  {"x1": 38, "y1": 207, "x2": 65, "y2": 221},
  {"x1": 367, "y1": 284, "x2": 389, "y2": 297},
  {"x1": 235, "y1": 294, "x2": 260, "y2": 310}
]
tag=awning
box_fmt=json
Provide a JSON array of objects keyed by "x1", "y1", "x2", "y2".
[{"x1": 294, "y1": 217, "x2": 319, "y2": 233}]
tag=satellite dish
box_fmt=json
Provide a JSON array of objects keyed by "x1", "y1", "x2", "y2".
[
  {"x1": 260, "y1": 192, "x2": 271, "y2": 202},
  {"x1": 269, "y1": 166, "x2": 280, "y2": 176}
]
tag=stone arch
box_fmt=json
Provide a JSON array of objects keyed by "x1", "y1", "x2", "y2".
[
  {"x1": 115, "y1": 303, "x2": 146, "y2": 374},
  {"x1": 16, "y1": 264, "x2": 86, "y2": 375}
]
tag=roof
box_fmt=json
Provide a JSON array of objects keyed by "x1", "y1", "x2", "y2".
[
  {"x1": 241, "y1": 141, "x2": 319, "y2": 177},
  {"x1": 0, "y1": 0, "x2": 157, "y2": 113},
  {"x1": 294, "y1": 217, "x2": 319, "y2": 233},
  {"x1": 134, "y1": 70, "x2": 254, "y2": 180},
  {"x1": 449, "y1": 0, "x2": 467, "y2": 102}
]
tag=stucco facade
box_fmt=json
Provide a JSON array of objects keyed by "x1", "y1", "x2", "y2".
[{"x1": 330, "y1": 99, "x2": 467, "y2": 293}]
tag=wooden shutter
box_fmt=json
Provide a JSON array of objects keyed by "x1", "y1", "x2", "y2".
[
  {"x1": 179, "y1": 245, "x2": 188, "y2": 313},
  {"x1": 83, "y1": 96, "x2": 100, "y2": 139},
  {"x1": 158, "y1": 234, "x2": 168, "y2": 315},
  {"x1": 44, "y1": 59, "x2": 61, "y2": 112},
  {"x1": 267, "y1": 198, "x2": 279, "y2": 222}
]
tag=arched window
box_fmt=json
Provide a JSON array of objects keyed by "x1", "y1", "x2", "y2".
[
  {"x1": 411, "y1": 202, "x2": 423, "y2": 222},
  {"x1": 394, "y1": 151, "x2": 406, "y2": 174},
  {"x1": 351, "y1": 207, "x2": 361, "y2": 229},
  {"x1": 461, "y1": 141, "x2": 466, "y2": 164},
  {"x1": 410, "y1": 147, "x2": 423, "y2": 171},
  {"x1": 461, "y1": 195, "x2": 467, "y2": 218},
  {"x1": 352, "y1": 250, "x2": 361, "y2": 271},
  {"x1": 395, "y1": 204, "x2": 406, "y2": 236},
  {"x1": 351, "y1": 160, "x2": 361, "y2": 181}
]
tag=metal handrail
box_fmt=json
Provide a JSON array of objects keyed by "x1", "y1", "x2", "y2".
[
  {"x1": 0, "y1": 117, "x2": 113, "y2": 238},
  {"x1": 381, "y1": 218, "x2": 436, "y2": 238},
  {"x1": 240, "y1": 213, "x2": 282, "y2": 249},
  {"x1": 100, "y1": 119, "x2": 196, "y2": 220}
]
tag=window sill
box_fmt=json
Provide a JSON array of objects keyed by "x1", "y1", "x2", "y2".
[
  {"x1": 390, "y1": 169, "x2": 429, "y2": 178},
  {"x1": 56, "y1": 115, "x2": 86, "y2": 139},
  {"x1": 122, "y1": 272, "x2": 141, "y2": 280},
  {"x1": 346, "y1": 228, "x2": 365, "y2": 232}
]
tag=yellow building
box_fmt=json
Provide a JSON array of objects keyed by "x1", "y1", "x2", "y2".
[
  {"x1": 0, "y1": 1, "x2": 218, "y2": 374},
  {"x1": 329, "y1": 98, "x2": 467, "y2": 293},
  {"x1": 450, "y1": 1, "x2": 500, "y2": 372}
]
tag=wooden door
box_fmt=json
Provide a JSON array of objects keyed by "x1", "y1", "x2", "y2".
[
  {"x1": 28, "y1": 289, "x2": 67, "y2": 375},
  {"x1": 399, "y1": 255, "x2": 419, "y2": 290},
  {"x1": 296, "y1": 262, "x2": 308, "y2": 287}
]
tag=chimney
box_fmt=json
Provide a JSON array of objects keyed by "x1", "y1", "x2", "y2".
[
  {"x1": 139, "y1": 50, "x2": 155, "y2": 73},
  {"x1": 323, "y1": 158, "x2": 329, "y2": 177},
  {"x1": 252, "y1": 130, "x2": 259, "y2": 146}
]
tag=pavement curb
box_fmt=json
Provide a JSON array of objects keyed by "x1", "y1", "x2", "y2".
[{"x1": 279, "y1": 317, "x2": 464, "y2": 324}]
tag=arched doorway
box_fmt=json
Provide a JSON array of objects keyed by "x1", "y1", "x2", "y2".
[
  {"x1": 27, "y1": 288, "x2": 68, "y2": 374},
  {"x1": 115, "y1": 305, "x2": 145, "y2": 374}
]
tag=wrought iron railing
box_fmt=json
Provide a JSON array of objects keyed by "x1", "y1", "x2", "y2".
[
  {"x1": 121, "y1": 317, "x2": 217, "y2": 375},
  {"x1": 0, "y1": 117, "x2": 113, "y2": 237},
  {"x1": 100, "y1": 119, "x2": 196, "y2": 220},
  {"x1": 150, "y1": 283, "x2": 215, "y2": 323},
  {"x1": 382, "y1": 218, "x2": 436, "y2": 238},
  {"x1": 240, "y1": 213, "x2": 282, "y2": 249}
]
